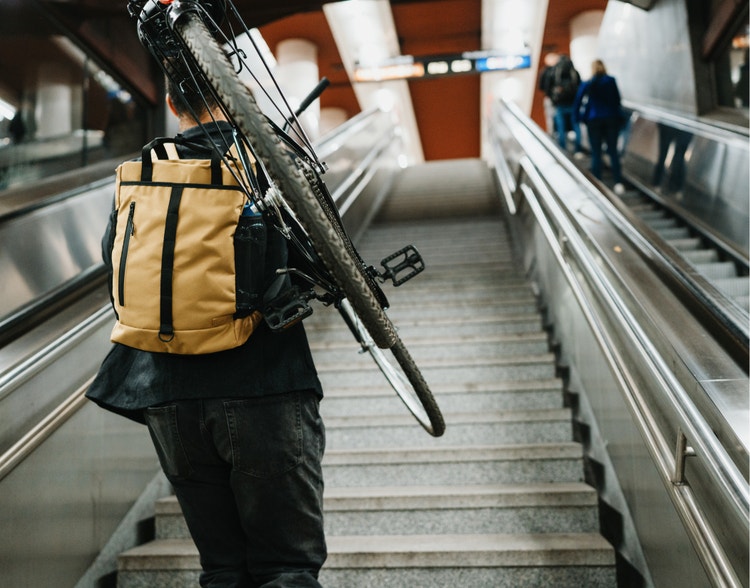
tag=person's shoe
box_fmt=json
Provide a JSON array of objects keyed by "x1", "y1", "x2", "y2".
[
  {"x1": 573, "y1": 151, "x2": 585, "y2": 160},
  {"x1": 614, "y1": 183, "x2": 625, "y2": 195}
]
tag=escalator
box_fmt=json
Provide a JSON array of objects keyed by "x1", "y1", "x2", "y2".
[
  {"x1": 618, "y1": 190, "x2": 748, "y2": 310},
  {"x1": 490, "y1": 99, "x2": 748, "y2": 588}
]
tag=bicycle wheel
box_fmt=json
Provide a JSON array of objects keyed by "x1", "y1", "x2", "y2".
[
  {"x1": 176, "y1": 13, "x2": 397, "y2": 349},
  {"x1": 338, "y1": 299, "x2": 445, "y2": 436}
]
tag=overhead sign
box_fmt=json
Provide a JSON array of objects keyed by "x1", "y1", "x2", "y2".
[{"x1": 354, "y1": 50, "x2": 531, "y2": 82}]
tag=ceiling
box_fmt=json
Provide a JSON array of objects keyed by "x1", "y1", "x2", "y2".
[{"x1": 5, "y1": 0, "x2": 609, "y2": 160}]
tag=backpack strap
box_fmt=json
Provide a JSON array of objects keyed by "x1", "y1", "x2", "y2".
[
  {"x1": 140, "y1": 136, "x2": 224, "y2": 184},
  {"x1": 158, "y1": 184, "x2": 184, "y2": 342}
]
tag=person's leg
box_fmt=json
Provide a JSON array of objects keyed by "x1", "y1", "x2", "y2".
[
  {"x1": 220, "y1": 390, "x2": 327, "y2": 588},
  {"x1": 587, "y1": 119, "x2": 604, "y2": 179},
  {"x1": 144, "y1": 401, "x2": 251, "y2": 588},
  {"x1": 604, "y1": 119, "x2": 622, "y2": 184},
  {"x1": 554, "y1": 107, "x2": 567, "y2": 149},
  {"x1": 570, "y1": 109, "x2": 582, "y2": 153}
]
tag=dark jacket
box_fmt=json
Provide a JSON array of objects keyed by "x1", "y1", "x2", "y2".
[
  {"x1": 86, "y1": 121, "x2": 322, "y2": 423},
  {"x1": 573, "y1": 74, "x2": 622, "y2": 123}
]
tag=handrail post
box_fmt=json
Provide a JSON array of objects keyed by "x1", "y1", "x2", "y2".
[{"x1": 672, "y1": 428, "x2": 696, "y2": 486}]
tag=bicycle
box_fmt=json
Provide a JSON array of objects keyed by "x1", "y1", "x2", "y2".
[{"x1": 127, "y1": 0, "x2": 445, "y2": 436}]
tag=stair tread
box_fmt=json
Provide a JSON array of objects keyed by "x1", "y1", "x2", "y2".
[
  {"x1": 156, "y1": 482, "x2": 598, "y2": 514},
  {"x1": 322, "y1": 377, "x2": 562, "y2": 398},
  {"x1": 322, "y1": 442, "x2": 583, "y2": 464},
  {"x1": 120, "y1": 533, "x2": 615, "y2": 570},
  {"x1": 325, "y1": 408, "x2": 571, "y2": 429}
]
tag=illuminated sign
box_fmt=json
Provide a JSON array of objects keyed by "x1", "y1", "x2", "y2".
[{"x1": 354, "y1": 49, "x2": 531, "y2": 82}]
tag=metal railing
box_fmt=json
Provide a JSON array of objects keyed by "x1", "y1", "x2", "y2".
[{"x1": 489, "y1": 99, "x2": 749, "y2": 588}]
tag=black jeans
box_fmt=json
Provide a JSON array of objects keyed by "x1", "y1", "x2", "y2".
[
  {"x1": 144, "y1": 390, "x2": 326, "y2": 588},
  {"x1": 586, "y1": 116, "x2": 622, "y2": 184}
]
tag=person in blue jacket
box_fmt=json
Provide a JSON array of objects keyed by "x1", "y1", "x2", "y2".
[{"x1": 573, "y1": 59, "x2": 625, "y2": 195}]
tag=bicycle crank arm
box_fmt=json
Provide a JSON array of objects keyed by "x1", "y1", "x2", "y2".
[{"x1": 377, "y1": 245, "x2": 425, "y2": 286}]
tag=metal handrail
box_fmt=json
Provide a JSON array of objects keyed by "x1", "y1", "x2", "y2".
[
  {"x1": 518, "y1": 160, "x2": 745, "y2": 587},
  {"x1": 0, "y1": 377, "x2": 92, "y2": 482},
  {"x1": 509, "y1": 102, "x2": 750, "y2": 351},
  {"x1": 491, "y1": 99, "x2": 748, "y2": 586}
]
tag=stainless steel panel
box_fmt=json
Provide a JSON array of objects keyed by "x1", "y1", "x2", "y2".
[
  {"x1": 0, "y1": 291, "x2": 112, "y2": 456},
  {"x1": 0, "y1": 182, "x2": 112, "y2": 321},
  {"x1": 491, "y1": 100, "x2": 748, "y2": 587},
  {"x1": 621, "y1": 102, "x2": 750, "y2": 260},
  {"x1": 598, "y1": 0, "x2": 697, "y2": 114},
  {"x1": 0, "y1": 401, "x2": 159, "y2": 587}
]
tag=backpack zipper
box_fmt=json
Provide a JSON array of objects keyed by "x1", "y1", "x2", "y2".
[{"x1": 118, "y1": 201, "x2": 136, "y2": 306}]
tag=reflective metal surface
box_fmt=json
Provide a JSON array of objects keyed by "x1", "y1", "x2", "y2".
[
  {"x1": 0, "y1": 181, "x2": 112, "y2": 323},
  {"x1": 598, "y1": 0, "x2": 699, "y2": 114},
  {"x1": 490, "y1": 99, "x2": 749, "y2": 588},
  {"x1": 622, "y1": 109, "x2": 749, "y2": 259}
]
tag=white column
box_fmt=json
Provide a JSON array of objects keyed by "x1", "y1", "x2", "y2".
[
  {"x1": 275, "y1": 38, "x2": 320, "y2": 139},
  {"x1": 36, "y1": 62, "x2": 73, "y2": 139},
  {"x1": 480, "y1": 0, "x2": 549, "y2": 158},
  {"x1": 570, "y1": 10, "x2": 605, "y2": 80}
]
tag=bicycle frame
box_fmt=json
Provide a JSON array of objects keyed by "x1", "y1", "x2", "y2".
[{"x1": 126, "y1": 0, "x2": 444, "y2": 435}]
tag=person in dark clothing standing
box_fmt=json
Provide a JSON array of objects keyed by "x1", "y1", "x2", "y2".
[
  {"x1": 87, "y1": 68, "x2": 327, "y2": 587},
  {"x1": 538, "y1": 52, "x2": 559, "y2": 134},
  {"x1": 573, "y1": 59, "x2": 625, "y2": 194},
  {"x1": 541, "y1": 54, "x2": 582, "y2": 156}
]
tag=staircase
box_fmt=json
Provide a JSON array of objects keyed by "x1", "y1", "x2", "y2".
[{"x1": 116, "y1": 159, "x2": 616, "y2": 587}]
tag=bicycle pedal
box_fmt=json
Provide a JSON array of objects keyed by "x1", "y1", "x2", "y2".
[
  {"x1": 379, "y1": 245, "x2": 425, "y2": 286},
  {"x1": 263, "y1": 287, "x2": 314, "y2": 331}
]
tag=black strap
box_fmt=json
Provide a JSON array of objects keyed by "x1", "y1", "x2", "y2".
[
  {"x1": 158, "y1": 185, "x2": 183, "y2": 342},
  {"x1": 141, "y1": 137, "x2": 173, "y2": 182},
  {"x1": 210, "y1": 153, "x2": 223, "y2": 185},
  {"x1": 140, "y1": 136, "x2": 225, "y2": 185}
]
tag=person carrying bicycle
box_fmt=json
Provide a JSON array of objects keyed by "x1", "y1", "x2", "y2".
[{"x1": 86, "y1": 51, "x2": 328, "y2": 588}]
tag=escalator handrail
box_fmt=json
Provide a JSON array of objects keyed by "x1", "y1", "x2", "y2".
[
  {"x1": 518, "y1": 157, "x2": 746, "y2": 588},
  {"x1": 491, "y1": 100, "x2": 747, "y2": 587},
  {"x1": 501, "y1": 100, "x2": 749, "y2": 354}
]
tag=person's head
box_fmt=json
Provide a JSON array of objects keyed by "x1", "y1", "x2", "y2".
[
  {"x1": 592, "y1": 59, "x2": 607, "y2": 77},
  {"x1": 163, "y1": 58, "x2": 222, "y2": 128}
]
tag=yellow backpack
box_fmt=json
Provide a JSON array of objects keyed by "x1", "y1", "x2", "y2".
[{"x1": 109, "y1": 137, "x2": 265, "y2": 354}]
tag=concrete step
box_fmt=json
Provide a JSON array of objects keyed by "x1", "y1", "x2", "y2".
[
  {"x1": 311, "y1": 332, "x2": 551, "y2": 364},
  {"x1": 154, "y1": 482, "x2": 600, "y2": 540},
  {"x1": 372, "y1": 299, "x2": 541, "y2": 322},
  {"x1": 320, "y1": 533, "x2": 616, "y2": 587},
  {"x1": 304, "y1": 313, "x2": 544, "y2": 344},
  {"x1": 118, "y1": 533, "x2": 616, "y2": 588},
  {"x1": 317, "y1": 353, "x2": 558, "y2": 390},
  {"x1": 320, "y1": 378, "x2": 564, "y2": 417},
  {"x1": 323, "y1": 483, "x2": 599, "y2": 536},
  {"x1": 113, "y1": 207, "x2": 617, "y2": 587},
  {"x1": 324, "y1": 409, "x2": 573, "y2": 449},
  {"x1": 322, "y1": 443, "x2": 586, "y2": 487}
]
